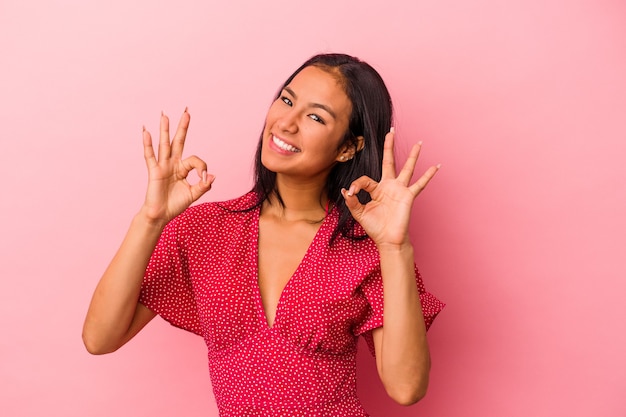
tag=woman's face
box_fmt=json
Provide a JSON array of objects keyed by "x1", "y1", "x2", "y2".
[{"x1": 261, "y1": 65, "x2": 353, "y2": 183}]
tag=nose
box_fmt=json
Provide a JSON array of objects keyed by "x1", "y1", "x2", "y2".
[{"x1": 276, "y1": 108, "x2": 298, "y2": 134}]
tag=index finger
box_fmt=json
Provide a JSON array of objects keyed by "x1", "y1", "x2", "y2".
[
  {"x1": 380, "y1": 128, "x2": 397, "y2": 180},
  {"x1": 170, "y1": 108, "x2": 190, "y2": 158}
]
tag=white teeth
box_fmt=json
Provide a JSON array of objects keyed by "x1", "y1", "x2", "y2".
[{"x1": 272, "y1": 136, "x2": 301, "y2": 153}]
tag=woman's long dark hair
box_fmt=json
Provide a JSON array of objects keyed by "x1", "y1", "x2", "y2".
[{"x1": 251, "y1": 53, "x2": 393, "y2": 242}]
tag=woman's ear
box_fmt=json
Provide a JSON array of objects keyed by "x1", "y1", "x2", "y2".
[
  {"x1": 354, "y1": 135, "x2": 364, "y2": 152},
  {"x1": 336, "y1": 136, "x2": 365, "y2": 162}
]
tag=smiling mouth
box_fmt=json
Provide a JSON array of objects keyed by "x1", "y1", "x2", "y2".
[{"x1": 272, "y1": 135, "x2": 301, "y2": 153}]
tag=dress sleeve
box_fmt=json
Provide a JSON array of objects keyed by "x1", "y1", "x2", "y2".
[
  {"x1": 354, "y1": 265, "x2": 445, "y2": 356},
  {"x1": 139, "y1": 213, "x2": 203, "y2": 336}
]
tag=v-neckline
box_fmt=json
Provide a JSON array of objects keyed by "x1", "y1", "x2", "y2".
[{"x1": 253, "y1": 206, "x2": 331, "y2": 330}]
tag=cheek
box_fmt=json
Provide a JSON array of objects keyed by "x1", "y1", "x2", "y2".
[
  {"x1": 265, "y1": 101, "x2": 283, "y2": 124},
  {"x1": 313, "y1": 136, "x2": 342, "y2": 162}
]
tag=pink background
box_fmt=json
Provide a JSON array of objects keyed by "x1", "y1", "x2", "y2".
[{"x1": 1, "y1": 0, "x2": 625, "y2": 416}]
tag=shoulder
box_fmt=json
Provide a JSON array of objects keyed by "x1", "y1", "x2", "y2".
[
  {"x1": 325, "y1": 210, "x2": 380, "y2": 267},
  {"x1": 215, "y1": 191, "x2": 260, "y2": 211},
  {"x1": 170, "y1": 192, "x2": 259, "y2": 232},
  {"x1": 182, "y1": 192, "x2": 258, "y2": 218}
]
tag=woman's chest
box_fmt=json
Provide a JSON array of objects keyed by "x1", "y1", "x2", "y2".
[
  {"x1": 182, "y1": 210, "x2": 377, "y2": 355},
  {"x1": 191, "y1": 241, "x2": 372, "y2": 356}
]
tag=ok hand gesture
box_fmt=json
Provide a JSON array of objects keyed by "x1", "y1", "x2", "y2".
[
  {"x1": 141, "y1": 109, "x2": 214, "y2": 225},
  {"x1": 342, "y1": 129, "x2": 439, "y2": 248}
]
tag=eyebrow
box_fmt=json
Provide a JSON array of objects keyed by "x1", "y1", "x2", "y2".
[{"x1": 283, "y1": 86, "x2": 337, "y2": 119}]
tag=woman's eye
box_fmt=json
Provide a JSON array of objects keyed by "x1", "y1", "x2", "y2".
[
  {"x1": 280, "y1": 96, "x2": 293, "y2": 106},
  {"x1": 309, "y1": 114, "x2": 325, "y2": 124}
]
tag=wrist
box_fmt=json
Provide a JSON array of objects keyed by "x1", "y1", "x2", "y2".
[
  {"x1": 376, "y1": 241, "x2": 414, "y2": 255},
  {"x1": 134, "y1": 207, "x2": 169, "y2": 231}
]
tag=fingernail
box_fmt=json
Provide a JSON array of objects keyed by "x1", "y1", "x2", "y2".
[
  {"x1": 142, "y1": 125, "x2": 146, "y2": 132},
  {"x1": 348, "y1": 185, "x2": 356, "y2": 196},
  {"x1": 390, "y1": 126, "x2": 395, "y2": 133},
  {"x1": 202, "y1": 171, "x2": 207, "y2": 183},
  {"x1": 184, "y1": 106, "x2": 189, "y2": 113},
  {"x1": 437, "y1": 163, "x2": 442, "y2": 168},
  {"x1": 418, "y1": 141, "x2": 423, "y2": 146}
]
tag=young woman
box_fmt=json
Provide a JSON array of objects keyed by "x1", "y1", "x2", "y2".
[{"x1": 83, "y1": 53, "x2": 444, "y2": 416}]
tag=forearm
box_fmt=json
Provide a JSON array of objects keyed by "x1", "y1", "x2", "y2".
[
  {"x1": 376, "y1": 243, "x2": 430, "y2": 405},
  {"x1": 82, "y1": 211, "x2": 164, "y2": 354}
]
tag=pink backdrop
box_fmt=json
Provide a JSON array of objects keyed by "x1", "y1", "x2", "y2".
[{"x1": 1, "y1": 0, "x2": 625, "y2": 416}]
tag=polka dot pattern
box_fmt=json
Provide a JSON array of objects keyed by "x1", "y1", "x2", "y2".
[{"x1": 140, "y1": 192, "x2": 444, "y2": 416}]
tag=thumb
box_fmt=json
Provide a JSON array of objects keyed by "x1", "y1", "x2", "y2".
[
  {"x1": 190, "y1": 172, "x2": 215, "y2": 202},
  {"x1": 341, "y1": 188, "x2": 364, "y2": 220}
]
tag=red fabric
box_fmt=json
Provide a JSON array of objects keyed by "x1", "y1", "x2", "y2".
[{"x1": 140, "y1": 192, "x2": 444, "y2": 416}]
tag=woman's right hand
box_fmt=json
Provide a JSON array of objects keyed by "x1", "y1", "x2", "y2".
[
  {"x1": 82, "y1": 109, "x2": 213, "y2": 355},
  {"x1": 140, "y1": 109, "x2": 214, "y2": 226}
]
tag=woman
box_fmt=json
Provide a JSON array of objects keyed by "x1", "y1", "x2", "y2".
[{"x1": 83, "y1": 53, "x2": 444, "y2": 416}]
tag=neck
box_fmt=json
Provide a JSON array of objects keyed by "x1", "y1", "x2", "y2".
[{"x1": 263, "y1": 175, "x2": 330, "y2": 223}]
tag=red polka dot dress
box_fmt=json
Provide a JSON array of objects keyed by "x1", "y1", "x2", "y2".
[{"x1": 140, "y1": 192, "x2": 444, "y2": 416}]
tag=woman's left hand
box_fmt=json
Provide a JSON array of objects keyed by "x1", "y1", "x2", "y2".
[{"x1": 342, "y1": 129, "x2": 439, "y2": 247}]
